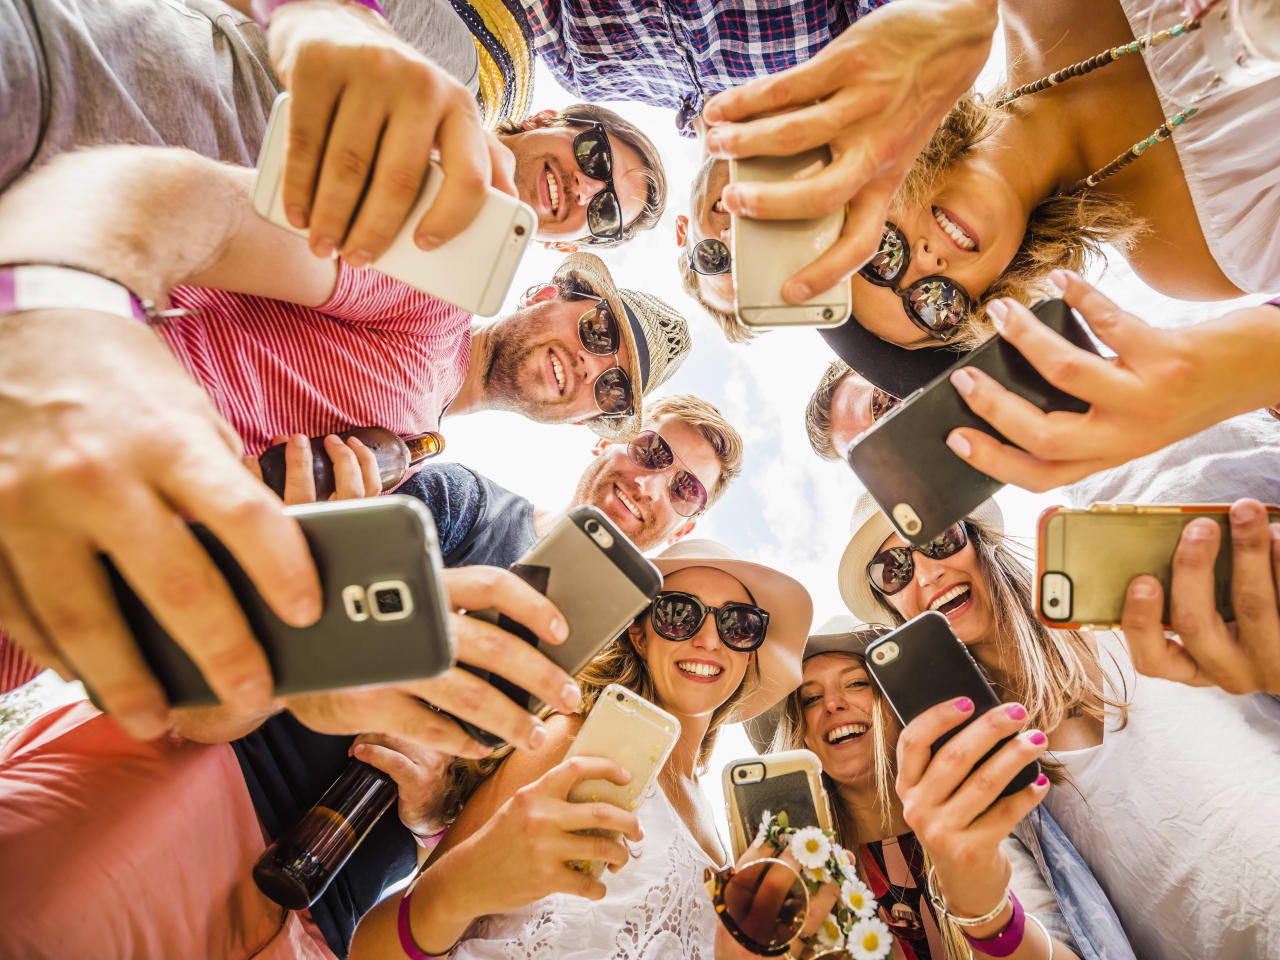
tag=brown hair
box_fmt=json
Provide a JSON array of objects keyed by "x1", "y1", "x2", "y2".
[
  {"x1": 497, "y1": 104, "x2": 666, "y2": 247},
  {"x1": 644, "y1": 394, "x2": 743, "y2": 507},
  {"x1": 804, "y1": 359, "x2": 853, "y2": 461},
  {"x1": 679, "y1": 154, "x2": 758, "y2": 344}
]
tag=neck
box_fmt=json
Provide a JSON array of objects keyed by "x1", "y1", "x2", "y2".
[
  {"x1": 665, "y1": 708, "x2": 712, "y2": 781},
  {"x1": 532, "y1": 504, "x2": 568, "y2": 537},
  {"x1": 984, "y1": 100, "x2": 1090, "y2": 214},
  {"x1": 447, "y1": 322, "x2": 492, "y2": 417},
  {"x1": 836, "y1": 775, "x2": 909, "y2": 843}
]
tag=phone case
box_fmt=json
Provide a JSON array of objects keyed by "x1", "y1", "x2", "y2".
[
  {"x1": 455, "y1": 507, "x2": 663, "y2": 747},
  {"x1": 100, "y1": 496, "x2": 454, "y2": 707},
  {"x1": 848, "y1": 298, "x2": 1099, "y2": 546},
  {"x1": 1036, "y1": 503, "x2": 1280, "y2": 629},
  {"x1": 730, "y1": 150, "x2": 850, "y2": 329},
  {"x1": 563, "y1": 684, "x2": 681, "y2": 876},
  {"x1": 722, "y1": 749, "x2": 833, "y2": 861},
  {"x1": 251, "y1": 93, "x2": 535, "y2": 317},
  {"x1": 865, "y1": 611, "x2": 1039, "y2": 798}
]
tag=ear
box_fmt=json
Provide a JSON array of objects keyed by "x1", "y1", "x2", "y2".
[
  {"x1": 522, "y1": 109, "x2": 557, "y2": 131},
  {"x1": 666, "y1": 519, "x2": 696, "y2": 545},
  {"x1": 627, "y1": 618, "x2": 646, "y2": 655},
  {"x1": 590, "y1": 437, "x2": 611, "y2": 458},
  {"x1": 675, "y1": 214, "x2": 689, "y2": 248},
  {"x1": 522, "y1": 283, "x2": 559, "y2": 308},
  {"x1": 541, "y1": 241, "x2": 579, "y2": 254}
]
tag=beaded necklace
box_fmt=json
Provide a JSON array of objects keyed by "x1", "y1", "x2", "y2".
[{"x1": 997, "y1": 17, "x2": 1203, "y2": 190}]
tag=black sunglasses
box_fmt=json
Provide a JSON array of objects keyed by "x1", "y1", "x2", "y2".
[
  {"x1": 568, "y1": 120, "x2": 624, "y2": 242},
  {"x1": 859, "y1": 221, "x2": 972, "y2": 342},
  {"x1": 573, "y1": 294, "x2": 634, "y2": 419},
  {"x1": 627, "y1": 431, "x2": 708, "y2": 517},
  {"x1": 866, "y1": 523, "x2": 969, "y2": 596},
  {"x1": 650, "y1": 590, "x2": 770, "y2": 652},
  {"x1": 870, "y1": 386, "x2": 900, "y2": 423},
  {"x1": 690, "y1": 237, "x2": 731, "y2": 276}
]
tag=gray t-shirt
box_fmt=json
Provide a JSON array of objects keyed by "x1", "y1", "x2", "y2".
[{"x1": 1, "y1": 0, "x2": 479, "y2": 189}]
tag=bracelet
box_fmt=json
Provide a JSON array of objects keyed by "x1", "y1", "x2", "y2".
[
  {"x1": 250, "y1": 0, "x2": 386, "y2": 29},
  {"x1": 1027, "y1": 913, "x2": 1054, "y2": 960},
  {"x1": 961, "y1": 891, "x2": 1026, "y2": 957},
  {"x1": 397, "y1": 882, "x2": 459, "y2": 959},
  {"x1": 926, "y1": 864, "x2": 1011, "y2": 928}
]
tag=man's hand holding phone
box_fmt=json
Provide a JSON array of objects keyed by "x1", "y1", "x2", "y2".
[{"x1": 1122, "y1": 498, "x2": 1280, "y2": 695}]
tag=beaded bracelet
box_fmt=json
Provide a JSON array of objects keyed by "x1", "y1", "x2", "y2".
[{"x1": 925, "y1": 865, "x2": 1011, "y2": 928}]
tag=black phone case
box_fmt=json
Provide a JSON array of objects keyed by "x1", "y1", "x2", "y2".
[
  {"x1": 847, "y1": 299, "x2": 1098, "y2": 545},
  {"x1": 98, "y1": 496, "x2": 453, "y2": 707},
  {"x1": 455, "y1": 506, "x2": 662, "y2": 748},
  {"x1": 865, "y1": 611, "x2": 1039, "y2": 798}
]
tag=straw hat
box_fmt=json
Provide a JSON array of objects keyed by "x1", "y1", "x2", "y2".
[
  {"x1": 552, "y1": 252, "x2": 692, "y2": 441},
  {"x1": 650, "y1": 539, "x2": 813, "y2": 723},
  {"x1": 837, "y1": 491, "x2": 1003, "y2": 625}
]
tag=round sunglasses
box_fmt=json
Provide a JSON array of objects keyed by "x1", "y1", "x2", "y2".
[
  {"x1": 650, "y1": 590, "x2": 770, "y2": 652},
  {"x1": 690, "y1": 237, "x2": 731, "y2": 276},
  {"x1": 539, "y1": 287, "x2": 634, "y2": 420},
  {"x1": 568, "y1": 120, "x2": 624, "y2": 242},
  {"x1": 859, "y1": 221, "x2": 972, "y2": 342},
  {"x1": 865, "y1": 523, "x2": 969, "y2": 596},
  {"x1": 626, "y1": 430, "x2": 708, "y2": 517},
  {"x1": 705, "y1": 859, "x2": 849, "y2": 958}
]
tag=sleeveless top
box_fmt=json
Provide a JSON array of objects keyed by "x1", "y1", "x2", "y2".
[{"x1": 452, "y1": 788, "x2": 718, "y2": 959}]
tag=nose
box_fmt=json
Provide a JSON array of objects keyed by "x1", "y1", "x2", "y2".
[
  {"x1": 910, "y1": 235, "x2": 947, "y2": 281},
  {"x1": 573, "y1": 168, "x2": 605, "y2": 206},
  {"x1": 689, "y1": 614, "x2": 723, "y2": 653},
  {"x1": 634, "y1": 470, "x2": 666, "y2": 502},
  {"x1": 577, "y1": 347, "x2": 616, "y2": 381},
  {"x1": 914, "y1": 552, "x2": 947, "y2": 590},
  {"x1": 823, "y1": 689, "x2": 849, "y2": 713}
]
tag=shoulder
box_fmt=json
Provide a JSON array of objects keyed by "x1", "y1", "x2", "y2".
[{"x1": 397, "y1": 463, "x2": 487, "y2": 553}]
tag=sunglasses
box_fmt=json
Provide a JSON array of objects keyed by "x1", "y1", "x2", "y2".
[
  {"x1": 866, "y1": 523, "x2": 969, "y2": 596},
  {"x1": 705, "y1": 860, "x2": 846, "y2": 959},
  {"x1": 568, "y1": 120, "x2": 624, "y2": 242},
  {"x1": 626, "y1": 430, "x2": 709, "y2": 517},
  {"x1": 869, "y1": 386, "x2": 900, "y2": 424},
  {"x1": 859, "y1": 221, "x2": 972, "y2": 342},
  {"x1": 650, "y1": 590, "x2": 769, "y2": 652},
  {"x1": 690, "y1": 237, "x2": 731, "y2": 276},
  {"x1": 571, "y1": 294, "x2": 635, "y2": 419}
]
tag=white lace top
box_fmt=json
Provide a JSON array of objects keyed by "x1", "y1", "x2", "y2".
[{"x1": 451, "y1": 788, "x2": 719, "y2": 960}]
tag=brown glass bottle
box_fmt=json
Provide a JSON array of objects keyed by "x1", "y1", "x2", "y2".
[
  {"x1": 253, "y1": 760, "x2": 397, "y2": 909},
  {"x1": 257, "y1": 427, "x2": 445, "y2": 500}
]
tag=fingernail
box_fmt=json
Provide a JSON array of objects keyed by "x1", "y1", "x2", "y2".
[
  {"x1": 1006, "y1": 703, "x2": 1027, "y2": 721},
  {"x1": 1271, "y1": 523, "x2": 1280, "y2": 542},
  {"x1": 561, "y1": 681, "x2": 582, "y2": 712},
  {"x1": 324, "y1": 434, "x2": 341, "y2": 446},
  {"x1": 1186, "y1": 521, "x2": 1215, "y2": 540},
  {"x1": 528, "y1": 722, "x2": 548, "y2": 750},
  {"x1": 1025, "y1": 730, "x2": 1047, "y2": 746},
  {"x1": 987, "y1": 299, "x2": 1009, "y2": 332},
  {"x1": 286, "y1": 205, "x2": 309, "y2": 229},
  {"x1": 345, "y1": 250, "x2": 373, "y2": 270},
  {"x1": 234, "y1": 675, "x2": 274, "y2": 707},
  {"x1": 954, "y1": 697, "x2": 974, "y2": 712},
  {"x1": 416, "y1": 234, "x2": 443, "y2": 251},
  {"x1": 950, "y1": 368, "x2": 975, "y2": 397},
  {"x1": 348, "y1": 436, "x2": 366, "y2": 449},
  {"x1": 1231, "y1": 500, "x2": 1260, "y2": 523},
  {"x1": 313, "y1": 238, "x2": 337, "y2": 259},
  {"x1": 352, "y1": 743, "x2": 368, "y2": 757},
  {"x1": 785, "y1": 281, "x2": 811, "y2": 303},
  {"x1": 946, "y1": 432, "x2": 971, "y2": 458},
  {"x1": 1049, "y1": 270, "x2": 1069, "y2": 295},
  {"x1": 551, "y1": 616, "x2": 569, "y2": 642},
  {"x1": 290, "y1": 434, "x2": 309, "y2": 448},
  {"x1": 1035, "y1": 773, "x2": 1049, "y2": 787},
  {"x1": 1130, "y1": 578, "x2": 1158, "y2": 599}
]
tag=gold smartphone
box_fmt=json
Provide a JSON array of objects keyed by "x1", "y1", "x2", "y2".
[
  {"x1": 722, "y1": 748, "x2": 833, "y2": 861},
  {"x1": 1036, "y1": 502, "x2": 1280, "y2": 629}
]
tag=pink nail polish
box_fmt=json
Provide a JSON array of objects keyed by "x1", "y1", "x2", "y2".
[
  {"x1": 1035, "y1": 774, "x2": 1049, "y2": 787},
  {"x1": 946, "y1": 432, "x2": 972, "y2": 459},
  {"x1": 1006, "y1": 703, "x2": 1027, "y2": 721},
  {"x1": 954, "y1": 697, "x2": 974, "y2": 712},
  {"x1": 1027, "y1": 730, "x2": 1047, "y2": 746}
]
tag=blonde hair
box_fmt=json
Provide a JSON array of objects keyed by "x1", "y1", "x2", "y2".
[
  {"x1": 644, "y1": 394, "x2": 743, "y2": 506},
  {"x1": 679, "y1": 155, "x2": 757, "y2": 344},
  {"x1": 804, "y1": 359, "x2": 853, "y2": 461}
]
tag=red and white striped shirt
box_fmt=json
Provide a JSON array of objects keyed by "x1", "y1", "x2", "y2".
[{"x1": 0, "y1": 266, "x2": 471, "y2": 694}]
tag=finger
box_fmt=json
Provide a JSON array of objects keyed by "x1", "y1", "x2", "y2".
[
  {"x1": 410, "y1": 665, "x2": 547, "y2": 752},
  {"x1": 413, "y1": 103, "x2": 489, "y2": 248},
  {"x1": 1052, "y1": 270, "x2": 1163, "y2": 360},
  {"x1": 554, "y1": 799, "x2": 644, "y2": 842},
  {"x1": 1227, "y1": 500, "x2": 1280, "y2": 692},
  {"x1": 948, "y1": 364, "x2": 1093, "y2": 460},
  {"x1": 1168, "y1": 519, "x2": 1252, "y2": 688},
  {"x1": 783, "y1": 174, "x2": 896, "y2": 303},
  {"x1": 943, "y1": 427, "x2": 1110, "y2": 494},
  {"x1": 0, "y1": 547, "x2": 74, "y2": 683},
  {"x1": 355, "y1": 729, "x2": 448, "y2": 771},
  {"x1": 704, "y1": 88, "x2": 862, "y2": 159},
  {"x1": 798, "y1": 880, "x2": 840, "y2": 940},
  {"x1": 539, "y1": 754, "x2": 632, "y2": 799},
  {"x1": 723, "y1": 146, "x2": 871, "y2": 222},
  {"x1": 307, "y1": 95, "x2": 391, "y2": 258},
  {"x1": 281, "y1": 72, "x2": 345, "y2": 231},
  {"x1": 282, "y1": 434, "x2": 318, "y2": 506},
  {"x1": 444, "y1": 566, "x2": 569, "y2": 647},
  {"x1": 451, "y1": 612, "x2": 579, "y2": 715},
  {"x1": 702, "y1": 52, "x2": 842, "y2": 127},
  {"x1": 486, "y1": 133, "x2": 518, "y2": 198},
  {"x1": 1121, "y1": 576, "x2": 1210, "y2": 686},
  {"x1": 242, "y1": 455, "x2": 264, "y2": 483},
  {"x1": 332, "y1": 692, "x2": 492, "y2": 759},
  {"x1": 905, "y1": 701, "x2": 1029, "y2": 811},
  {"x1": 339, "y1": 106, "x2": 436, "y2": 266},
  {"x1": 988, "y1": 298, "x2": 1130, "y2": 403},
  {"x1": 348, "y1": 436, "x2": 383, "y2": 496},
  {"x1": 324, "y1": 434, "x2": 366, "y2": 500},
  {"x1": 895, "y1": 697, "x2": 977, "y2": 792},
  {"x1": 352, "y1": 740, "x2": 420, "y2": 792},
  {"x1": 947, "y1": 727, "x2": 1049, "y2": 825},
  {"x1": 969, "y1": 772, "x2": 1051, "y2": 846},
  {"x1": 553, "y1": 862, "x2": 609, "y2": 901},
  {"x1": 559, "y1": 830, "x2": 632, "y2": 871}
]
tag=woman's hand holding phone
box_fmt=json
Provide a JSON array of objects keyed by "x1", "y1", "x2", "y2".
[{"x1": 896, "y1": 698, "x2": 1050, "y2": 929}]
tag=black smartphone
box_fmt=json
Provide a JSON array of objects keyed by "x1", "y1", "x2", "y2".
[
  {"x1": 847, "y1": 298, "x2": 1098, "y2": 545},
  {"x1": 99, "y1": 495, "x2": 454, "y2": 707},
  {"x1": 864, "y1": 611, "x2": 1039, "y2": 799},
  {"x1": 454, "y1": 506, "x2": 662, "y2": 748}
]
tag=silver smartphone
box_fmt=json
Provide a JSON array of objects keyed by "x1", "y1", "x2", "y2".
[
  {"x1": 251, "y1": 92, "x2": 536, "y2": 316},
  {"x1": 730, "y1": 148, "x2": 851, "y2": 329}
]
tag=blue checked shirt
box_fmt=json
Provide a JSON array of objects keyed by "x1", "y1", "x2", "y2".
[{"x1": 519, "y1": 0, "x2": 894, "y2": 136}]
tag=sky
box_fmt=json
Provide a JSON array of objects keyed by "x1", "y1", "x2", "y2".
[{"x1": 9, "y1": 16, "x2": 1272, "y2": 849}]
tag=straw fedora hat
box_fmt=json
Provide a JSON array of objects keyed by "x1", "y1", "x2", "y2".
[
  {"x1": 837, "y1": 491, "x2": 1003, "y2": 625},
  {"x1": 743, "y1": 615, "x2": 893, "y2": 752},
  {"x1": 650, "y1": 539, "x2": 813, "y2": 723},
  {"x1": 552, "y1": 252, "x2": 692, "y2": 442}
]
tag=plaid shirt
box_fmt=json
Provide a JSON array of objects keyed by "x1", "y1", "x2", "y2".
[{"x1": 519, "y1": 0, "x2": 894, "y2": 136}]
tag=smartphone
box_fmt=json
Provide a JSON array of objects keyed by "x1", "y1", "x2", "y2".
[
  {"x1": 452, "y1": 506, "x2": 663, "y2": 748},
  {"x1": 251, "y1": 92, "x2": 535, "y2": 317},
  {"x1": 1037, "y1": 502, "x2": 1280, "y2": 629},
  {"x1": 848, "y1": 298, "x2": 1098, "y2": 546},
  {"x1": 865, "y1": 611, "x2": 1039, "y2": 798},
  {"x1": 99, "y1": 496, "x2": 454, "y2": 708},
  {"x1": 730, "y1": 148, "x2": 851, "y2": 329},
  {"x1": 722, "y1": 749, "x2": 833, "y2": 861},
  {"x1": 563, "y1": 683, "x2": 681, "y2": 876}
]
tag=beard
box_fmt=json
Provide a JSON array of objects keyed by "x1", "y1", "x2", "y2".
[
  {"x1": 482, "y1": 306, "x2": 564, "y2": 422},
  {"x1": 572, "y1": 457, "x2": 670, "y2": 552}
]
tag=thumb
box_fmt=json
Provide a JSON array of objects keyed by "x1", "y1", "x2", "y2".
[
  {"x1": 1052, "y1": 270, "x2": 1156, "y2": 360},
  {"x1": 486, "y1": 133, "x2": 518, "y2": 199}
]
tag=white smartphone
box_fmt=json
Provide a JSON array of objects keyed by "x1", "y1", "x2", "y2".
[
  {"x1": 722, "y1": 749, "x2": 833, "y2": 861},
  {"x1": 730, "y1": 148, "x2": 851, "y2": 329},
  {"x1": 251, "y1": 92, "x2": 536, "y2": 317},
  {"x1": 563, "y1": 683, "x2": 681, "y2": 876}
]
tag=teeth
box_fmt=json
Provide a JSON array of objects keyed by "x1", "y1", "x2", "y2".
[
  {"x1": 545, "y1": 169, "x2": 560, "y2": 214},
  {"x1": 678, "y1": 661, "x2": 723, "y2": 678},
  {"x1": 826, "y1": 722, "x2": 869, "y2": 744},
  {"x1": 933, "y1": 207, "x2": 975, "y2": 251},
  {"x1": 615, "y1": 485, "x2": 643, "y2": 522},
  {"x1": 930, "y1": 583, "x2": 971, "y2": 612},
  {"x1": 712, "y1": 198, "x2": 726, "y2": 214},
  {"x1": 550, "y1": 353, "x2": 565, "y2": 392}
]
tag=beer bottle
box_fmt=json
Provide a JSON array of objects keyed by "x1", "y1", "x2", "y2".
[{"x1": 257, "y1": 427, "x2": 445, "y2": 500}]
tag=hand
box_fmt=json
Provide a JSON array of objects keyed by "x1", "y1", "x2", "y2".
[
  {"x1": 352, "y1": 731, "x2": 452, "y2": 838},
  {"x1": 0, "y1": 309, "x2": 321, "y2": 739},
  {"x1": 1122, "y1": 499, "x2": 1280, "y2": 695},
  {"x1": 267, "y1": 0, "x2": 515, "y2": 267},
  {"x1": 243, "y1": 433, "x2": 382, "y2": 503},
  {"x1": 700, "y1": 0, "x2": 997, "y2": 301},
  {"x1": 285, "y1": 564, "x2": 581, "y2": 756},
  {"x1": 943, "y1": 272, "x2": 1280, "y2": 492},
  {"x1": 896, "y1": 698, "x2": 1049, "y2": 922}
]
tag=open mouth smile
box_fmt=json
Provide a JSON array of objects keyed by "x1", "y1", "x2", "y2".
[
  {"x1": 613, "y1": 483, "x2": 643, "y2": 523},
  {"x1": 677, "y1": 659, "x2": 724, "y2": 682},
  {"x1": 825, "y1": 722, "x2": 869, "y2": 745},
  {"x1": 929, "y1": 582, "x2": 972, "y2": 618},
  {"x1": 932, "y1": 206, "x2": 978, "y2": 252}
]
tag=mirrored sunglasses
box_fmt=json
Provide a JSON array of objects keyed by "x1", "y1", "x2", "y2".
[
  {"x1": 859, "y1": 222, "x2": 972, "y2": 342},
  {"x1": 865, "y1": 523, "x2": 968, "y2": 596},
  {"x1": 570, "y1": 120, "x2": 624, "y2": 241},
  {"x1": 626, "y1": 430, "x2": 709, "y2": 517},
  {"x1": 691, "y1": 237, "x2": 731, "y2": 276},
  {"x1": 570, "y1": 296, "x2": 634, "y2": 419},
  {"x1": 650, "y1": 590, "x2": 769, "y2": 652}
]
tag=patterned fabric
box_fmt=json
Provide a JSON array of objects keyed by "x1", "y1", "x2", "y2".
[
  {"x1": 449, "y1": 0, "x2": 536, "y2": 127},
  {"x1": 858, "y1": 834, "x2": 943, "y2": 960},
  {"x1": 518, "y1": 0, "x2": 894, "y2": 136},
  {"x1": 0, "y1": 638, "x2": 39, "y2": 695}
]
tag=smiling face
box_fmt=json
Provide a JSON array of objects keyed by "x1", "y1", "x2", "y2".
[
  {"x1": 572, "y1": 413, "x2": 722, "y2": 551},
  {"x1": 874, "y1": 527, "x2": 994, "y2": 645},
  {"x1": 798, "y1": 653, "x2": 878, "y2": 786},
  {"x1": 632, "y1": 566, "x2": 755, "y2": 719},
  {"x1": 504, "y1": 120, "x2": 649, "y2": 243},
  {"x1": 684, "y1": 158, "x2": 735, "y2": 316}
]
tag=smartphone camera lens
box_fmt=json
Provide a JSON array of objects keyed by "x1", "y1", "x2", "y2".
[
  {"x1": 1048, "y1": 597, "x2": 1060, "y2": 608},
  {"x1": 585, "y1": 519, "x2": 599, "y2": 533},
  {"x1": 616, "y1": 691, "x2": 625, "y2": 702},
  {"x1": 375, "y1": 589, "x2": 404, "y2": 615},
  {"x1": 366, "y1": 580, "x2": 415, "y2": 622}
]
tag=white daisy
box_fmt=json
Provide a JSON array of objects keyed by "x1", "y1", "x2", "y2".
[
  {"x1": 833, "y1": 843, "x2": 856, "y2": 877},
  {"x1": 803, "y1": 864, "x2": 829, "y2": 886},
  {"x1": 753, "y1": 809, "x2": 773, "y2": 848},
  {"x1": 814, "y1": 914, "x2": 845, "y2": 951},
  {"x1": 841, "y1": 877, "x2": 877, "y2": 919},
  {"x1": 788, "y1": 826, "x2": 831, "y2": 870},
  {"x1": 847, "y1": 917, "x2": 893, "y2": 960}
]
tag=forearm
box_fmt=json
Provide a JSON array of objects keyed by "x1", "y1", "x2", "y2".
[
  {"x1": 1189, "y1": 305, "x2": 1280, "y2": 413},
  {"x1": 958, "y1": 899, "x2": 1081, "y2": 959}
]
